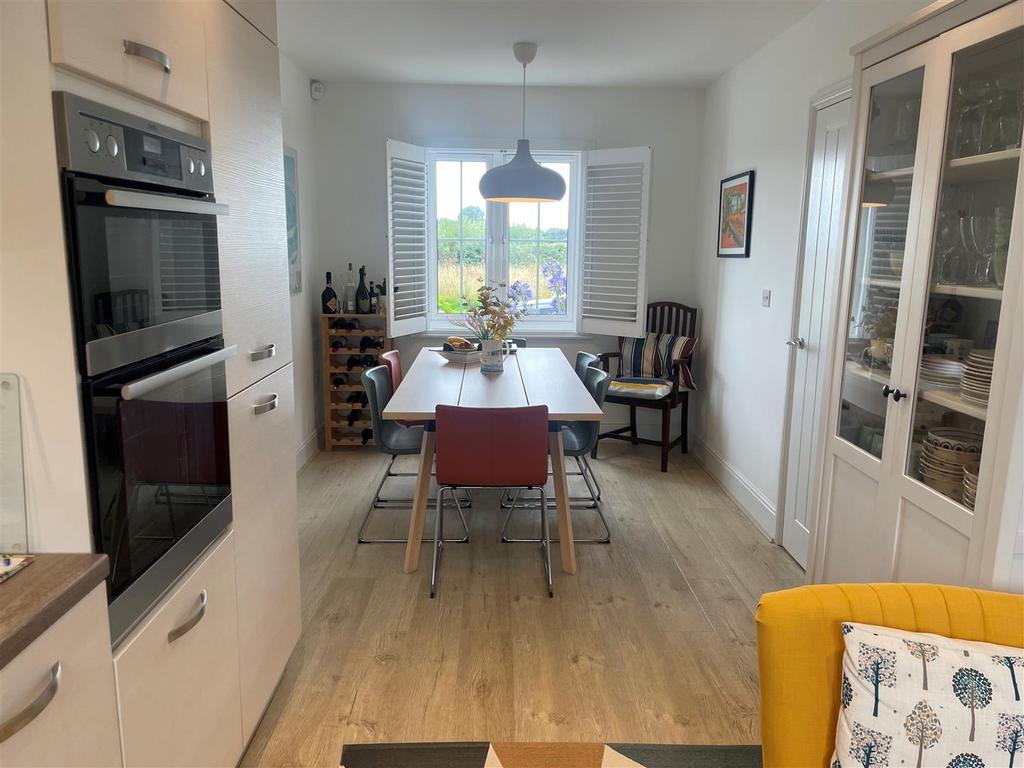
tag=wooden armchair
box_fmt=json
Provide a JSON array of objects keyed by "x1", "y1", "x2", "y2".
[{"x1": 592, "y1": 301, "x2": 698, "y2": 472}]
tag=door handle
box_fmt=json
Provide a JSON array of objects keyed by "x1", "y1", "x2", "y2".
[
  {"x1": 881, "y1": 385, "x2": 907, "y2": 402},
  {"x1": 0, "y1": 662, "x2": 61, "y2": 743},
  {"x1": 785, "y1": 337, "x2": 806, "y2": 349},
  {"x1": 250, "y1": 343, "x2": 276, "y2": 362},
  {"x1": 121, "y1": 346, "x2": 237, "y2": 400},
  {"x1": 104, "y1": 190, "x2": 229, "y2": 216},
  {"x1": 167, "y1": 590, "x2": 207, "y2": 643},
  {"x1": 253, "y1": 393, "x2": 278, "y2": 415},
  {"x1": 123, "y1": 40, "x2": 171, "y2": 74}
]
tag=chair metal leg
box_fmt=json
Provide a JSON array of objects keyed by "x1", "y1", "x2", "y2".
[
  {"x1": 539, "y1": 487, "x2": 553, "y2": 597},
  {"x1": 580, "y1": 456, "x2": 603, "y2": 502},
  {"x1": 500, "y1": 483, "x2": 610, "y2": 545},
  {"x1": 430, "y1": 486, "x2": 447, "y2": 598}
]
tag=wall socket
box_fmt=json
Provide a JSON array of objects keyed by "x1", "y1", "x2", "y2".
[{"x1": 762, "y1": 289, "x2": 771, "y2": 308}]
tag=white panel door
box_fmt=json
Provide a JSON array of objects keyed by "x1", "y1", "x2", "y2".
[{"x1": 781, "y1": 96, "x2": 850, "y2": 568}]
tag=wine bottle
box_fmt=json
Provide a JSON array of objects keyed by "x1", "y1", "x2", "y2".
[
  {"x1": 346, "y1": 392, "x2": 362, "y2": 404},
  {"x1": 360, "y1": 428, "x2": 373, "y2": 445},
  {"x1": 368, "y1": 281, "x2": 377, "y2": 314},
  {"x1": 331, "y1": 374, "x2": 348, "y2": 389},
  {"x1": 356, "y1": 265, "x2": 371, "y2": 314},
  {"x1": 346, "y1": 355, "x2": 361, "y2": 371},
  {"x1": 359, "y1": 335, "x2": 382, "y2": 353},
  {"x1": 347, "y1": 408, "x2": 362, "y2": 426},
  {"x1": 330, "y1": 340, "x2": 345, "y2": 352},
  {"x1": 344, "y1": 263, "x2": 357, "y2": 313},
  {"x1": 378, "y1": 278, "x2": 387, "y2": 314},
  {"x1": 361, "y1": 354, "x2": 375, "y2": 368},
  {"x1": 321, "y1": 272, "x2": 338, "y2": 314}
]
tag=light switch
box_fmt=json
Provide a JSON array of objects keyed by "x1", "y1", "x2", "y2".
[{"x1": 762, "y1": 289, "x2": 771, "y2": 308}]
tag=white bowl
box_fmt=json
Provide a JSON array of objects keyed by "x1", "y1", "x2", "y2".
[{"x1": 435, "y1": 348, "x2": 481, "y2": 365}]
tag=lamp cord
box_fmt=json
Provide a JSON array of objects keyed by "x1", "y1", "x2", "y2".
[{"x1": 521, "y1": 63, "x2": 527, "y2": 139}]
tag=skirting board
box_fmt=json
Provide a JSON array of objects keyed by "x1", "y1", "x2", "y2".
[
  {"x1": 296, "y1": 430, "x2": 319, "y2": 470},
  {"x1": 691, "y1": 437, "x2": 777, "y2": 541}
]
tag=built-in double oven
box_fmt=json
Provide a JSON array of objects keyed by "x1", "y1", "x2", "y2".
[{"x1": 55, "y1": 92, "x2": 233, "y2": 644}]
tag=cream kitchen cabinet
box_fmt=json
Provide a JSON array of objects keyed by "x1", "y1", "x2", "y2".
[
  {"x1": 46, "y1": 0, "x2": 209, "y2": 120},
  {"x1": 113, "y1": 532, "x2": 243, "y2": 768},
  {"x1": 813, "y1": 0, "x2": 1023, "y2": 591},
  {"x1": 205, "y1": 0, "x2": 292, "y2": 397},
  {"x1": 228, "y1": 363, "x2": 301, "y2": 740},
  {"x1": 0, "y1": 585, "x2": 122, "y2": 768}
]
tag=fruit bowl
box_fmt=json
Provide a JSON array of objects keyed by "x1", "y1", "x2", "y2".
[{"x1": 435, "y1": 348, "x2": 481, "y2": 365}]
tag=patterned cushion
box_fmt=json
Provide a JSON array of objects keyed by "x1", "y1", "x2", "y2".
[
  {"x1": 832, "y1": 621, "x2": 1024, "y2": 768},
  {"x1": 608, "y1": 377, "x2": 673, "y2": 400},
  {"x1": 619, "y1": 333, "x2": 697, "y2": 390}
]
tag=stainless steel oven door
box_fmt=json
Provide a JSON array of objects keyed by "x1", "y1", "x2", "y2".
[
  {"x1": 64, "y1": 173, "x2": 229, "y2": 376},
  {"x1": 82, "y1": 338, "x2": 236, "y2": 644}
]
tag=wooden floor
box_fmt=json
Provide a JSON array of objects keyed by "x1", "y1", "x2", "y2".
[{"x1": 241, "y1": 442, "x2": 803, "y2": 766}]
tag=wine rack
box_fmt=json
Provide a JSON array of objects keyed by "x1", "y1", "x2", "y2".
[{"x1": 320, "y1": 312, "x2": 392, "y2": 450}]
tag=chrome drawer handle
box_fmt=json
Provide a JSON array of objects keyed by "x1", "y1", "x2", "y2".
[
  {"x1": 123, "y1": 39, "x2": 171, "y2": 74},
  {"x1": 250, "y1": 343, "x2": 277, "y2": 362},
  {"x1": 0, "y1": 662, "x2": 61, "y2": 743},
  {"x1": 167, "y1": 590, "x2": 207, "y2": 643},
  {"x1": 253, "y1": 394, "x2": 278, "y2": 415}
]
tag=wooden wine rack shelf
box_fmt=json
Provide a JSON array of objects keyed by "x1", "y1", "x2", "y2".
[{"x1": 320, "y1": 312, "x2": 391, "y2": 451}]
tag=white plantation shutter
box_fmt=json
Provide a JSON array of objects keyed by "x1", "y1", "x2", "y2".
[
  {"x1": 386, "y1": 139, "x2": 429, "y2": 337},
  {"x1": 580, "y1": 146, "x2": 651, "y2": 338}
]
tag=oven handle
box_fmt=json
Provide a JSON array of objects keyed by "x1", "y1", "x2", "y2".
[
  {"x1": 104, "y1": 189, "x2": 229, "y2": 216},
  {"x1": 121, "y1": 345, "x2": 237, "y2": 401}
]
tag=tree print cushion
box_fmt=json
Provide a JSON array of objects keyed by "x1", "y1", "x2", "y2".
[{"x1": 832, "y1": 622, "x2": 1024, "y2": 768}]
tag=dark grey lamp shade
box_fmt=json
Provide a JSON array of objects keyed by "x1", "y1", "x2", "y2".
[{"x1": 479, "y1": 139, "x2": 566, "y2": 203}]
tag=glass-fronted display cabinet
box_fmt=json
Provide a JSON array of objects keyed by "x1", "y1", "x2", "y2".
[{"x1": 816, "y1": 0, "x2": 1022, "y2": 589}]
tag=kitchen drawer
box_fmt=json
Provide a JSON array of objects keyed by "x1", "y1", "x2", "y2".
[
  {"x1": 0, "y1": 586, "x2": 122, "y2": 767},
  {"x1": 46, "y1": 0, "x2": 209, "y2": 120},
  {"x1": 205, "y1": 0, "x2": 292, "y2": 396},
  {"x1": 113, "y1": 533, "x2": 243, "y2": 767},
  {"x1": 228, "y1": 363, "x2": 300, "y2": 739}
]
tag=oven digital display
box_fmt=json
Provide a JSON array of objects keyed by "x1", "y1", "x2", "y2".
[
  {"x1": 124, "y1": 127, "x2": 182, "y2": 180},
  {"x1": 142, "y1": 134, "x2": 163, "y2": 155}
]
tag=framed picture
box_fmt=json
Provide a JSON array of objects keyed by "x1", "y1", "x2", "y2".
[
  {"x1": 283, "y1": 146, "x2": 302, "y2": 294},
  {"x1": 717, "y1": 170, "x2": 755, "y2": 258}
]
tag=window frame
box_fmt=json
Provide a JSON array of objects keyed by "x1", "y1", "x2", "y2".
[{"x1": 425, "y1": 147, "x2": 583, "y2": 335}]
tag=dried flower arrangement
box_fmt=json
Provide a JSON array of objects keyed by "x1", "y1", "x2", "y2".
[{"x1": 460, "y1": 283, "x2": 526, "y2": 341}]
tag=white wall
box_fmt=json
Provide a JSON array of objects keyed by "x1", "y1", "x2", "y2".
[
  {"x1": 279, "y1": 53, "x2": 321, "y2": 466},
  {"x1": 0, "y1": 0, "x2": 92, "y2": 551},
  {"x1": 306, "y1": 82, "x2": 706, "y2": 439},
  {"x1": 691, "y1": 0, "x2": 928, "y2": 537}
]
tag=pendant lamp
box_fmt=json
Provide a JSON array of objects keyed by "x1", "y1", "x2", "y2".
[{"x1": 479, "y1": 42, "x2": 566, "y2": 203}]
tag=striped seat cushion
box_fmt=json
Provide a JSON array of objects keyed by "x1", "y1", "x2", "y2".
[
  {"x1": 619, "y1": 333, "x2": 697, "y2": 390},
  {"x1": 608, "y1": 377, "x2": 673, "y2": 400}
]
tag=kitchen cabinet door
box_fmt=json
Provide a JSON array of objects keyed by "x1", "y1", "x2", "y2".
[
  {"x1": 227, "y1": 363, "x2": 301, "y2": 740},
  {"x1": 0, "y1": 586, "x2": 122, "y2": 768},
  {"x1": 47, "y1": 0, "x2": 209, "y2": 120},
  {"x1": 205, "y1": 0, "x2": 292, "y2": 396}
]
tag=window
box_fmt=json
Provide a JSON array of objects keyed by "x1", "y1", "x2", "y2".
[
  {"x1": 426, "y1": 150, "x2": 580, "y2": 332},
  {"x1": 386, "y1": 140, "x2": 650, "y2": 339}
]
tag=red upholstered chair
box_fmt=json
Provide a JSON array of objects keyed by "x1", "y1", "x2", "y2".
[
  {"x1": 432, "y1": 404, "x2": 552, "y2": 598},
  {"x1": 379, "y1": 349, "x2": 403, "y2": 392}
]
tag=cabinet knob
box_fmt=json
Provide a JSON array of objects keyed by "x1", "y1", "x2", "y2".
[
  {"x1": 785, "y1": 337, "x2": 806, "y2": 349},
  {"x1": 881, "y1": 385, "x2": 907, "y2": 402}
]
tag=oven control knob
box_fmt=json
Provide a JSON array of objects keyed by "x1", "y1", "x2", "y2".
[
  {"x1": 85, "y1": 129, "x2": 101, "y2": 153},
  {"x1": 106, "y1": 135, "x2": 119, "y2": 158},
  {"x1": 198, "y1": 159, "x2": 206, "y2": 177},
  {"x1": 187, "y1": 158, "x2": 195, "y2": 174}
]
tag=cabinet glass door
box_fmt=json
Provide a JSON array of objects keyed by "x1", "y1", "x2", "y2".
[
  {"x1": 837, "y1": 67, "x2": 926, "y2": 458},
  {"x1": 904, "y1": 27, "x2": 1022, "y2": 506}
]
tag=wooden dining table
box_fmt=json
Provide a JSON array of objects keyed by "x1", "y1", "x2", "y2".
[{"x1": 382, "y1": 347, "x2": 604, "y2": 576}]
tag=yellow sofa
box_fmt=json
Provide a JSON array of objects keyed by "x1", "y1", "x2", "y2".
[{"x1": 755, "y1": 583, "x2": 1024, "y2": 767}]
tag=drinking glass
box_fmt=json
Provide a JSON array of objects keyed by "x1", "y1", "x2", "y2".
[{"x1": 954, "y1": 81, "x2": 989, "y2": 157}]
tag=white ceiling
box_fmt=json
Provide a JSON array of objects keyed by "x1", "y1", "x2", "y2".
[{"x1": 277, "y1": 0, "x2": 823, "y2": 87}]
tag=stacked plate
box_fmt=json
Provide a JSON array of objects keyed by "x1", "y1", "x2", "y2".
[
  {"x1": 960, "y1": 350, "x2": 994, "y2": 405},
  {"x1": 918, "y1": 428, "x2": 982, "y2": 502},
  {"x1": 919, "y1": 354, "x2": 965, "y2": 390},
  {"x1": 963, "y1": 467, "x2": 979, "y2": 511}
]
